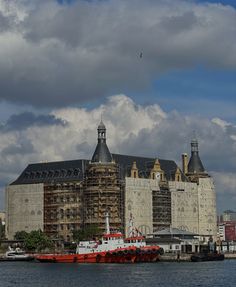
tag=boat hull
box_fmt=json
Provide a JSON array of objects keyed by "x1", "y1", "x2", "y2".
[
  {"x1": 191, "y1": 253, "x2": 225, "y2": 262},
  {"x1": 0, "y1": 256, "x2": 35, "y2": 262},
  {"x1": 36, "y1": 247, "x2": 162, "y2": 264},
  {"x1": 36, "y1": 252, "x2": 136, "y2": 264}
]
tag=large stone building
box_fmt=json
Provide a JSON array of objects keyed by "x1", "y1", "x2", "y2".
[{"x1": 5, "y1": 121, "x2": 217, "y2": 242}]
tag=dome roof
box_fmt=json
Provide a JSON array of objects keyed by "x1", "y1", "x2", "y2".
[
  {"x1": 91, "y1": 120, "x2": 113, "y2": 163},
  {"x1": 91, "y1": 143, "x2": 113, "y2": 163},
  {"x1": 187, "y1": 137, "x2": 205, "y2": 174},
  {"x1": 98, "y1": 120, "x2": 106, "y2": 129},
  {"x1": 188, "y1": 155, "x2": 205, "y2": 173}
]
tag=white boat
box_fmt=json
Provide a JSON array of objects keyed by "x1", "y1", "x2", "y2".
[{"x1": 0, "y1": 247, "x2": 34, "y2": 261}]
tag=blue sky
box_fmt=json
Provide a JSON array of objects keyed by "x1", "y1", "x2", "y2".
[
  {"x1": 197, "y1": 0, "x2": 236, "y2": 7},
  {"x1": 0, "y1": 0, "x2": 235, "y2": 213},
  {"x1": 57, "y1": 0, "x2": 236, "y2": 6},
  {"x1": 56, "y1": 0, "x2": 236, "y2": 124}
]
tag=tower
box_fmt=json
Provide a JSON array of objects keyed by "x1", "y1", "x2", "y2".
[
  {"x1": 186, "y1": 135, "x2": 217, "y2": 239},
  {"x1": 187, "y1": 136, "x2": 208, "y2": 182},
  {"x1": 91, "y1": 120, "x2": 113, "y2": 163},
  {"x1": 83, "y1": 121, "x2": 124, "y2": 233}
]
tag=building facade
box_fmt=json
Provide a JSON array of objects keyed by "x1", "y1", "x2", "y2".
[{"x1": 5, "y1": 122, "x2": 217, "y2": 242}]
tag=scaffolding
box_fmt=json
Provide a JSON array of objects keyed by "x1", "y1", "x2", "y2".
[
  {"x1": 83, "y1": 162, "x2": 124, "y2": 233},
  {"x1": 152, "y1": 184, "x2": 171, "y2": 232},
  {"x1": 44, "y1": 182, "x2": 83, "y2": 241}
]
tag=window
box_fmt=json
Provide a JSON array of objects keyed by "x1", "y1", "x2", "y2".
[
  {"x1": 67, "y1": 169, "x2": 72, "y2": 177},
  {"x1": 54, "y1": 170, "x2": 59, "y2": 177}
]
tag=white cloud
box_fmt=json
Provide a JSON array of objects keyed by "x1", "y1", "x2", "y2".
[
  {"x1": 212, "y1": 117, "x2": 236, "y2": 141},
  {"x1": 0, "y1": 95, "x2": 235, "y2": 212}
]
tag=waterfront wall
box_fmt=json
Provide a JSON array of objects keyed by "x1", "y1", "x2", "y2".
[
  {"x1": 198, "y1": 178, "x2": 217, "y2": 238},
  {"x1": 170, "y1": 178, "x2": 217, "y2": 239},
  {"x1": 125, "y1": 178, "x2": 159, "y2": 236},
  {"x1": 6, "y1": 184, "x2": 44, "y2": 239},
  {"x1": 170, "y1": 181, "x2": 199, "y2": 234}
]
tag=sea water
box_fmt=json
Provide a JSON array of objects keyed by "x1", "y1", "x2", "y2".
[{"x1": 0, "y1": 260, "x2": 235, "y2": 287}]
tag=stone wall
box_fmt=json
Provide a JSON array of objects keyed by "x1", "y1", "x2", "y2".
[
  {"x1": 197, "y1": 177, "x2": 217, "y2": 238},
  {"x1": 6, "y1": 184, "x2": 44, "y2": 239},
  {"x1": 170, "y1": 178, "x2": 217, "y2": 239},
  {"x1": 125, "y1": 178, "x2": 159, "y2": 236},
  {"x1": 170, "y1": 181, "x2": 199, "y2": 234}
]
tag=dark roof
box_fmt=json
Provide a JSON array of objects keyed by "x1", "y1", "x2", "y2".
[
  {"x1": 112, "y1": 154, "x2": 180, "y2": 181},
  {"x1": 152, "y1": 228, "x2": 197, "y2": 237},
  {"x1": 91, "y1": 121, "x2": 113, "y2": 163},
  {"x1": 187, "y1": 138, "x2": 205, "y2": 174},
  {"x1": 11, "y1": 159, "x2": 88, "y2": 185},
  {"x1": 11, "y1": 154, "x2": 182, "y2": 185},
  {"x1": 188, "y1": 153, "x2": 205, "y2": 173},
  {"x1": 98, "y1": 120, "x2": 106, "y2": 129},
  {"x1": 91, "y1": 142, "x2": 113, "y2": 163},
  {"x1": 146, "y1": 237, "x2": 181, "y2": 244}
]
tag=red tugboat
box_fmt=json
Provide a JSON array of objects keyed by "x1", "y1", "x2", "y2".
[{"x1": 36, "y1": 213, "x2": 163, "y2": 263}]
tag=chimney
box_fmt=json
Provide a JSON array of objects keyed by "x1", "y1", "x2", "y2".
[{"x1": 182, "y1": 153, "x2": 188, "y2": 174}]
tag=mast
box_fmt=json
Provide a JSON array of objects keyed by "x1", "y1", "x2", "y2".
[
  {"x1": 128, "y1": 213, "x2": 134, "y2": 237},
  {"x1": 105, "y1": 211, "x2": 110, "y2": 234}
]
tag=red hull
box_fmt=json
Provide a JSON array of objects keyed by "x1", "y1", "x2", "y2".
[{"x1": 36, "y1": 246, "x2": 162, "y2": 264}]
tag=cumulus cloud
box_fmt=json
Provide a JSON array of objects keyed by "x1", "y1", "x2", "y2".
[
  {"x1": 212, "y1": 117, "x2": 236, "y2": 141},
  {"x1": 0, "y1": 95, "x2": 235, "y2": 212},
  {"x1": 0, "y1": 0, "x2": 235, "y2": 107}
]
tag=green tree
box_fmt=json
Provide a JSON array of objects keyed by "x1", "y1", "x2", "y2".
[
  {"x1": 14, "y1": 230, "x2": 53, "y2": 252},
  {"x1": 14, "y1": 230, "x2": 29, "y2": 241},
  {"x1": 24, "y1": 230, "x2": 53, "y2": 252},
  {"x1": 72, "y1": 225, "x2": 101, "y2": 242}
]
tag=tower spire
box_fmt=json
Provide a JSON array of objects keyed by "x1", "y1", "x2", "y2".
[
  {"x1": 187, "y1": 135, "x2": 205, "y2": 174},
  {"x1": 91, "y1": 120, "x2": 112, "y2": 163}
]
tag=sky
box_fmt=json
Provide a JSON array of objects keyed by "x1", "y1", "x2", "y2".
[{"x1": 0, "y1": 0, "x2": 235, "y2": 213}]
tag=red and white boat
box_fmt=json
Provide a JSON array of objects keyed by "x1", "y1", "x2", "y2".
[{"x1": 36, "y1": 213, "x2": 163, "y2": 263}]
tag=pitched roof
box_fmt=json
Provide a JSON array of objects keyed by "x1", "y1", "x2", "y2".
[
  {"x1": 112, "y1": 154, "x2": 179, "y2": 181},
  {"x1": 152, "y1": 227, "x2": 197, "y2": 236},
  {"x1": 11, "y1": 159, "x2": 88, "y2": 185},
  {"x1": 91, "y1": 142, "x2": 113, "y2": 163},
  {"x1": 11, "y1": 154, "x2": 182, "y2": 185}
]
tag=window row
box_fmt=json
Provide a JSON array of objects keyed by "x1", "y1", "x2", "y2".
[{"x1": 24, "y1": 168, "x2": 81, "y2": 179}]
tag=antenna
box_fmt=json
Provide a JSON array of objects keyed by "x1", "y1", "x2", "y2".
[
  {"x1": 128, "y1": 213, "x2": 134, "y2": 237},
  {"x1": 192, "y1": 130, "x2": 197, "y2": 140},
  {"x1": 105, "y1": 211, "x2": 110, "y2": 234}
]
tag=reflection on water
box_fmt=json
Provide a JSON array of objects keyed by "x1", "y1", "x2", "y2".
[{"x1": 0, "y1": 260, "x2": 236, "y2": 287}]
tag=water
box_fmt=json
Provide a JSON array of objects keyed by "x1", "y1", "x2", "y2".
[{"x1": 0, "y1": 260, "x2": 235, "y2": 287}]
